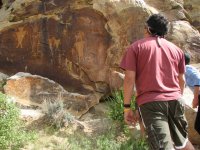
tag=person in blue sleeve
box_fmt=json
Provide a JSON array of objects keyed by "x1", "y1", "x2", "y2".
[{"x1": 185, "y1": 53, "x2": 200, "y2": 134}]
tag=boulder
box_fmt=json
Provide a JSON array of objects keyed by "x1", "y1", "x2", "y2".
[
  {"x1": 4, "y1": 72, "x2": 102, "y2": 118},
  {"x1": 145, "y1": 0, "x2": 187, "y2": 21},
  {"x1": 184, "y1": 0, "x2": 200, "y2": 31},
  {"x1": 182, "y1": 86, "x2": 200, "y2": 145},
  {"x1": 0, "y1": 7, "x2": 111, "y2": 95},
  {"x1": 185, "y1": 107, "x2": 200, "y2": 145},
  {"x1": 167, "y1": 21, "x2": 200, "y2": 63}
]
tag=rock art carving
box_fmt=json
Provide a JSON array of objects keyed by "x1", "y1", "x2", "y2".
[
  {"x1": 48, "y1": 37, "x2": 61, "y2": 50},
  {"x1": 30, "y1": 24, "x2": 40, "y2": 57},
  {"x1": 74, "y1": 31, "x2": 85, "y2": 63},
  {"x1": 15, "y1": 27, "x2": 27, "y2": 48}
]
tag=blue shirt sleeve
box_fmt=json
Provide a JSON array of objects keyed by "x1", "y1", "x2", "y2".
[{"x1": 185, "y1": 65, "x2": 200, "y2": 87}]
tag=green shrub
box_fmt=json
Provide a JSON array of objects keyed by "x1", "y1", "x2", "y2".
[
  {"x1": 120, "y1": 137, "x2": 149, "y2": 150},
  {"x1": 0, "y1": 92, "x2": 36, "y2": 149},
  {"x1": 107, "y1": 90, "x2": 136, "y2": 122},
  {"x1": 106, "y1": 90, "x2": 149, "y2": 150}
]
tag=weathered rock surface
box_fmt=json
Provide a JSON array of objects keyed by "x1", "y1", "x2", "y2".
[
  {"x1": 0, "y1": 6, "x2": 112, "y2": 95},
  {"x1": 4, "y1": 72, "x2": 102, "y2": 117},
  {"x1": 182, "y1": 87, "x2": 200, "y2": 145},
  {"x1": 0, "y1": 0, "x2": 200, "y2": 117},
  {"x1": 167, "y1": 21, "x2": 200, "y2": 63},
  {"x1": 184, "y1": 0, "x2": 200, "y2": 31},
  {"x1": 185, "y1": 107, "x2": 200, "y2": 145}
]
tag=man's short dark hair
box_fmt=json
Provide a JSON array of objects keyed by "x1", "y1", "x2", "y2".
[
  {"x1": 146, "y1": 14, "x2": 169, "y2": 36},
  {"x1": 184, "y1": 53, "x2": 191, "y2": 65}
]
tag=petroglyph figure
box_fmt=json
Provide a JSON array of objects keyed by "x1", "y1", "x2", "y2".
[
  {"x1": 57, "y1": 54, "x2": 62, "y2": 67},
  {"x1": 48, "y1": 37, "x2": 61, "y2": 65},
  {"x1": 65, "y1": 59, "x2": 72, "y2": 72},
  {"x1": 30, "y1": 24, "x2": 40, "y2": 57},
  {"x1": 74, "y1": 31, "x2": 85, "y2": 63},
  {"x1": 85, "y1": 53, "x2": 96, "y2": 65},
  {"x1": 63, "y1": 29, "x2": 68, "y2": 37},
  {"x1": 15, "y1": 27, "x2": 27, "y2": 48},
  {"x1": 48, "y1": 37, "x2": 61, "y2": 50},
  {"x1": 79, "y1": 17, "x2": 92, "y2": 25}
]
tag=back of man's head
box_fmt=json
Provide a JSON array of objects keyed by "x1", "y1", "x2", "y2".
[
  {"x1": 146, "y1": 14, "x2": 169, "y2": 37},
  {"x1": 184, "y1": 53, "x2": 191, "y2": 65}
]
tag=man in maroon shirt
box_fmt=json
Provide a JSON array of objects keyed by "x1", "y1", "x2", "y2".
[{"x1": 120, "y1": 14, "x2": 194, "y2": 150}]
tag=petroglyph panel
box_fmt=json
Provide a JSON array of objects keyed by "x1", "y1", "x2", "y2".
[{"x1": 0, "y1": 7, "x2": 111, "y2": 93}]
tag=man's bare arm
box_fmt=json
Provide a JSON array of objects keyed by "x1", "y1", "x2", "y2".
[
  {"x1": 193, "y1": 86, "x2": 200, "y2": 108},
  {"x1": 178, "y1": 73, "x2": 185, "y2": 95},
  {"x1": 123, "y1": 70, "x2": 136, "y2": 105}
]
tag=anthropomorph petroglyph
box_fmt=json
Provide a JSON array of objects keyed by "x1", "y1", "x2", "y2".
[
  {"x1": 73, "y1": 31, "x2": 85, "y2": 63},
  {"x1": 15, "y1": 27, "x2": 27, "y2": 48},
  {"x1": 30, "y1": 24, "x2": 40, "y2": 57},
  {"x1": 48, "y1": 37, "x2": 61, "y2": 50}
]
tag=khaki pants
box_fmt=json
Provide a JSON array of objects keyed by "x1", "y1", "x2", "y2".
[{"x1": 139, "y1": 100, "x2": 188, "y2": 150}]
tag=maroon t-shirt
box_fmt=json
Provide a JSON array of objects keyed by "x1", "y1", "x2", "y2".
[{"x1": 120, "y1": 36, "x2": 185, "y2": 106}]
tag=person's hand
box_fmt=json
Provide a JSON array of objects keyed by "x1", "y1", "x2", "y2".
[
  {"x1": 124, "y1": 109, "x2": 134, "y2": 125},
  {"x1": 133, "y1": 109, "x2": 140, "y2": 123},
  {"x1": 192, "y1": 97, "x2": 199, "y2": 108},
  {"x1": 124, "y1": 109, "x2": 139, "y2": 126}
]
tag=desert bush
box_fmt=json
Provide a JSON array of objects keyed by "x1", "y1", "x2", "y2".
[
  {"x1": 106, "y1": 90, "x2": 149, "y2": 150},
  {"x1": 0, "y1": 92, "x2": 36, "y2": 149},
  {"x1": 107, "y1": 90, "x2": 136, "y2": 122},
  {"x1": 42, "y1": 97, "x2": 74, "y2": 129}
]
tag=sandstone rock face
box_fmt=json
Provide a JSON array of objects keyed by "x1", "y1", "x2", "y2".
[
  {"x1": 4, "y1": 72, "x2": 102, "y2": 117},
  {"x1": 145, "y1": 0, "x2": 187, "y2": 21},
  {"x1": 185, "y1": 107, "x2": 200, "y2": 145},
  {"x1": 184, "y1": 0, "x2": 200, "y2": 31},
  {"x1": 182, "y1": 87, "x2": 200, "y2": 145},
  {"x1": 0, "y1": 6, "x2": 111, "y2": 95},
  {"x1": 0, "y1": 0, "x2": 200, "y2": 116},
  {"x1": 167, "y1": 21, "x2": 200, "y2": 63},
  {"x1": 0, "y1": 0, "x2": 155, "y2": 95}
]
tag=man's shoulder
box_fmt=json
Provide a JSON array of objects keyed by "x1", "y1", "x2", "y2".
[
  {"x1": 130, "y1": 37, "x2": 153, "y2": 47},
  {"x1": 163, "y1": 39, "x2": 179, "y2": 48}
]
